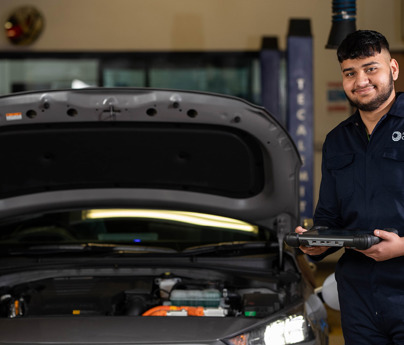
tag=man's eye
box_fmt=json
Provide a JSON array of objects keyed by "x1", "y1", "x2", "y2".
[{"x1": 367, "y1": 67, "x2": 376, "y2": 73}]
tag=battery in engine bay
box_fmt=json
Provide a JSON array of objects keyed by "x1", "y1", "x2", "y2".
[{"x1": 242, "y1": 293, "x2": 281, "y2": 317}]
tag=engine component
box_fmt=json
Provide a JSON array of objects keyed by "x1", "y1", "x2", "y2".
[
  {"x1": 0, "y1": 273, "x2": 284, "y2": 319},
  {"x1": 0, "y1": 295, "x2": 26, "y2": 318},
  {"x1": 142, "y1": 305, "x2": 227, "y2": 317},
  {"x1": 243, "y1": 293, "x2": 281, "y2": 317},
  {"x1": 155, "y1": 274, "x2": 181, "y2": 300},
  {"x1": 170, "y1": 289, "x2": 221, "y2": 307}
]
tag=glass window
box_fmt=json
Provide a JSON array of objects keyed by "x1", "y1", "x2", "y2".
[
  {"x1": 0, "y1": 209, "x2": 265, "y2": 251},
  {"x1": 0, "y1": 52, "x2": 261, "y2": 104},
  {"x1": 103, "y1": 69, "x2": 145, "y2": 88},
  {"x1": 0, "y1": 59, "x2": 98, "y2": 94}
]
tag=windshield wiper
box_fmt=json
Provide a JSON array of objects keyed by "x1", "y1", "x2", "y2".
[
  {"x1": 4, "y1": 242, "x2": 274, "y2": 257},
  {"x1": 4, "y1": 243, "x2": 178, "y2": 256},
  {"x1": 181, "y1": 241, "x2": 275, "y2": 256},
  {"x1": 112, "y1": 245, "x2": 178, "y2": 254}
]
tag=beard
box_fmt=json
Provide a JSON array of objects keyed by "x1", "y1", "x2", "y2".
[{"x1": 345, "y1": 72, "x2": 394, "y2": 112}]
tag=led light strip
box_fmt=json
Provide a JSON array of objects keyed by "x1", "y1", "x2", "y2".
[{"x1": 83, "y1": 209, "x2": 257, "y2": 233}]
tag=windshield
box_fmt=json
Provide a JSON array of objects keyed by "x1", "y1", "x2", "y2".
[{"x1": 0, "y1": 209, "x2": 270, "y2": 251}]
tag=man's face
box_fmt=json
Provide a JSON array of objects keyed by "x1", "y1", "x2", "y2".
[{"x1": 340, "y1": 49, "x2": 399, "y2": 112}]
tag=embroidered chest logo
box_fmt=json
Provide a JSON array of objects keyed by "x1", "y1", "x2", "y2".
[{"x1": 392, "y1": 131, "x2": 404, "y2": 141}]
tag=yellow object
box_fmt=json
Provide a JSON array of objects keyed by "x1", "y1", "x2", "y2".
[{"x1": 84, "y1": 209, "x2": 257, "y2": 233}]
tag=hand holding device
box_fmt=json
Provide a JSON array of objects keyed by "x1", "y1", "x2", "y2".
[{"x1": 285, "y1": 227, "x2": 398, "y2": 250}]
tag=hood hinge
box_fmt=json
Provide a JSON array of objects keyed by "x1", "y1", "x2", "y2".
[{"x1": 276, "y1": 213, "x2": 293, "y2": 267}]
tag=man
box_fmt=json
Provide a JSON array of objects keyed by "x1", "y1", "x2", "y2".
[{"x1": 296, "y1": 30, "x2": 404, "y2": 344}]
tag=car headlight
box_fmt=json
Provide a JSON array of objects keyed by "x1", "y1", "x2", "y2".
[{"x1": 224, "y1": 314, "x2": 312, "y2": 345}]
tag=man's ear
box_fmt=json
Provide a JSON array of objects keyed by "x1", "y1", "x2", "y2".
[{"x1": 391, "y1": 58, "x2": 399, "y2": 81}]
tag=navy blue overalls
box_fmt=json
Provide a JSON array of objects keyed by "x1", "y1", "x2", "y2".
[{"x1": 313, "y1": 92, "x2": 404, "y2": 344}]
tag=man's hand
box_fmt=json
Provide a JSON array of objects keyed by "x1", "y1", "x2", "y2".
[
  {"x1": 295, "y1": 226, "x2": 330, "y2": 256},
  {"x1": 356, "y1": 229, "x2": 404, "y2": 261}
]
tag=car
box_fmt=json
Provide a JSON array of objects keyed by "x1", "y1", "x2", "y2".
[{"x1": 0, "y1": 88, "x2": 328, "y2": 345}]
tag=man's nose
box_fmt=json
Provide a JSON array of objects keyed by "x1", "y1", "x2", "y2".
[{"x1": 355, "y1": 71, "x2": 370, "y2": 86}]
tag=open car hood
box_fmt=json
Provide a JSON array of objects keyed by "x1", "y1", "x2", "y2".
[{"x1": 0, "y1": 88, "x2": 301, "y2": 237}]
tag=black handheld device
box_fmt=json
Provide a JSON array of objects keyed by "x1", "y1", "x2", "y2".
[{"x1": 284, "y1": 227, "x2": 398, "y2": 250}]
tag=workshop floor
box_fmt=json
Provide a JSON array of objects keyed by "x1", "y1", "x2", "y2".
[{"x1": 314, "y1": 252, "x2": 344, "y2": 345}]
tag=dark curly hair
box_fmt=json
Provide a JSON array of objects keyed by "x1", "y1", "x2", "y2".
[{"x1": 337, "y1": 30, "x2": 390, "y2": 63}]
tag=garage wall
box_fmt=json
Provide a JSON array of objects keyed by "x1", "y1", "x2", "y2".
[
  {"x1": 0, "y1": 0, "x2": 403, "y2": 207},
  {"x1": 0, "y1": 0, "x2": 346, "y2": 51},
  {"x1": 0, "y1": 0, "x2": 402, "y2": 52}
]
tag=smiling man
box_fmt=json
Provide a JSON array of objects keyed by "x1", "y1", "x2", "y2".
[
  {"x1": 296, "y1": 30, "x2": 404, "y2": 344},
  {"x1": 340, "y1": 33, "x2": 399, "y2": 134}
]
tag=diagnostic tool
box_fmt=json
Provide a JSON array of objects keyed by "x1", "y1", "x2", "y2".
[{"x1": 285, "y1": 227, "x2": 398, "y2": 250}]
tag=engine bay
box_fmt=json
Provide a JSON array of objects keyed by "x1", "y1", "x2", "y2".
[{"x1": 0, "y1": 267, "x2": 297, "y2": 319}]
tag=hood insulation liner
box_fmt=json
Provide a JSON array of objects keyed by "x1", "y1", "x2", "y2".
[{"x1": 0, "y1": 122, "x2": 265, "y2": 199}]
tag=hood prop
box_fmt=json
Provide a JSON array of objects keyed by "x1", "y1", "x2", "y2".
[{"x1": 275, "y1": 213, "x2": 293, "y2": 267}]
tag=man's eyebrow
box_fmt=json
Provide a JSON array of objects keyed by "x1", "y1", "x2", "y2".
[{"x1": 342, "y1": 61, "x2": 380, "y2": 73}]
